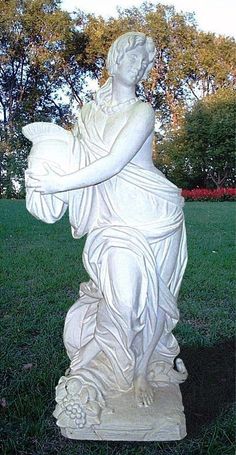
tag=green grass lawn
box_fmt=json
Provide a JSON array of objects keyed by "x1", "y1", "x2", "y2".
[{"x1": 0, "y1": 200, "x2": 235, "y2": 455}]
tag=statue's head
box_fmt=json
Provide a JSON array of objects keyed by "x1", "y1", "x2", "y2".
[{"x1": 106, "y1": 32, "x2": 156, "y2": 81}]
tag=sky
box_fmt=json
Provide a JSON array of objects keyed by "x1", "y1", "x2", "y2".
[{"x1": 61, "y1": 0, "x2": 236, "y2": 39}]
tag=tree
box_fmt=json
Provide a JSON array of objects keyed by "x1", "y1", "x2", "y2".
[
  {"x1": 183, "y1": 32, "x2": 236, "y2": 100},
  {"x1": 1, "y1": 1, "x2": 235, "y2": 196},
  {"x1": 155, "y1": 88, "x2": 236, "y2": 188},
  {"x1": 80, "y1": 3, "x2": 198, "y2": 127},
  {"x1": 0, "y1": 0, "x2": 91, "y2": 197},
  {"x1": 80, "y1": 2, "x2": 236, "y2": 129}
]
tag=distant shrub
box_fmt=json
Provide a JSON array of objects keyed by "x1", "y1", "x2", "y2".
[{"x1": 182, "y1": 188, "x2": 236, "y2": 201}]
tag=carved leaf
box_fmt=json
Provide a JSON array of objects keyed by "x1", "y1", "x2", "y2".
[
  {"x1": 55, "y1": 382, "x2": 67, "y2": 401},
  {"x1": 67, "y1": 378, "x2": 82, "y2": 395},
  {"x1": 86, "y1": 414, "x2": 101, "y2": 426},
  {"x1": 85, "y1": 402, "x2": 100, "y2": 417},
  {"x1": 57, "y1": 414, "x2": 71, "y2": 428},
  {"x1": 79, "y1": 386, "x2": 89, "y2": 405},
  {"x1": 53, "y1": 405, "x2": 64, "y2": 419}
]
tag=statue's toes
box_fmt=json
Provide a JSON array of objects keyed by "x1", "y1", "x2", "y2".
[
  {"x1": 148, "y1": 386, "x2": 154, "y2": 399},
  {"x1": 136, "y1": 393, "x2": 145, "y2": 408},
  {"x1": 142, "y1": 391, "x2": 154, "y2": 407}
]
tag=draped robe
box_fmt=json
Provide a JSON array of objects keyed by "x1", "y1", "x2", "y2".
[{"x1": 26, "y1": 100, "x2": 188, "y2": 394}]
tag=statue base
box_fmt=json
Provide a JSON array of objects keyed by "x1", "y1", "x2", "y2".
[{"x1": 58, "y1": 382, "x2": 186, "y2": 441}]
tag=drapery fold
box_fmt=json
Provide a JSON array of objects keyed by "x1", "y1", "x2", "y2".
[{"x1": 26, "y1": 100, "x2": 187, "y2": 392}]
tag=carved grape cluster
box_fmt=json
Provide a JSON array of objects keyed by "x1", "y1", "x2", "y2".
[
  {"x1": 63, "y1": 394, "x2": 86, "y2": 428},
  {"x1": 54, "y1": 376, "x2": 103, "y2": 430}
]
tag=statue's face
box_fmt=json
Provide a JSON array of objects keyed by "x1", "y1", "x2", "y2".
[{"x1": 115, "y1": 45, "x2": 149, "y2": 86}]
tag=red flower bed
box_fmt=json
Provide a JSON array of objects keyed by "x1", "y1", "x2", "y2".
[{"x1": 182, "y1": 188, "x2": 236, "y2": 201}]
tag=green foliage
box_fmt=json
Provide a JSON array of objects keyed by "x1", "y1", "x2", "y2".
[
  {"x1": 80, "y1": 3, "x2": 236, "y2": 189},
  {"x1": 0, "y1": 0, "x2": 92, "y2": 197},
  {"x1": 81, "y1": 2, "x2": 235, "y2": 127},
  {"x1": 156, "y1": 88, "x2": 236, "y2": 188},
  {"x1": 0, "y1": 1, "x2": 235, "y2": 196}
]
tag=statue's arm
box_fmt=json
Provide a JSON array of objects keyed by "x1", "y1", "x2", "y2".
[
  {"x1": 27, "y1": 103, "x2": 155, "y2": 194},
  {"x1": 64, "y1": 103, "x2": 155, "y2": 190}
]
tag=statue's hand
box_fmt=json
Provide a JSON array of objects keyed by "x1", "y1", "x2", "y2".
[{"x1": 25, "y1": 163, "x2": 65, "y2": 194}]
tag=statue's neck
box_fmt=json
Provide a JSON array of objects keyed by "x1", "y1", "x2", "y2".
[{"x1": 111, "y1": 79, "x2": 136, "y2": 105}]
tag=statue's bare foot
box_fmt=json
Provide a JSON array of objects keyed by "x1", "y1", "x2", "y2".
[{"x1": 134, "y1": 374, "x2": 154, "y2": 407}]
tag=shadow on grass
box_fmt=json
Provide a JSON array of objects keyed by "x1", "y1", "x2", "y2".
[{"x1": 180, "y1": 337, "x2": 235, "y2": 436}]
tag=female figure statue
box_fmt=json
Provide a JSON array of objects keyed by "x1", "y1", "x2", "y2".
[{"x1": 25, "y1": 32, "x2": 188, "y2": 440}]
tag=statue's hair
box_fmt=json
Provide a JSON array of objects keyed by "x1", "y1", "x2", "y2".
[
  {"x1": 106, "y1": 31, "x2": 156, "y2": 78},
  {"x1": 95, "y1": 32, "x2": 156, "y2": 105}
]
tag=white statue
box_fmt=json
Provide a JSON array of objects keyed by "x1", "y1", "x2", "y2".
[{"x1": 24, "y1": 32, "x2": 188, "y2": 441}]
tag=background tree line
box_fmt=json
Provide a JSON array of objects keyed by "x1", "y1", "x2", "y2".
[{"x1": 0, "y1": 0, "x2": 235, "y2": 197}]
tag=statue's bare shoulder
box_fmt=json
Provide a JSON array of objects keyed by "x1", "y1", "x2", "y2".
[
  {"x1": 135, "y1": 100, "x2": 155, "y2": 116},
  {"x1": 129, "y1": 101, "x2": 155, "y2": 130}
]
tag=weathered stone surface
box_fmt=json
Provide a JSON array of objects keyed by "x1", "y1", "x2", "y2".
[{"x1": 24, "y1": 31, "x2": 188, "y2": 441}]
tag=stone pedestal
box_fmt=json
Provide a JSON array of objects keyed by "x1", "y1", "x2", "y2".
[{"x1": 59, "y1": 383, "x2": 186, "y2": 441}]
